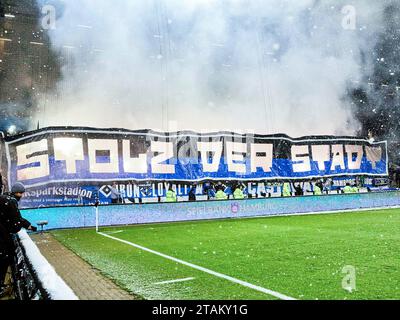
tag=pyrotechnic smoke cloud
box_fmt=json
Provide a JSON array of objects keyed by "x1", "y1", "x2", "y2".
[{"x1": 34, "y1": 0, "x2": 387, "y2": 136}]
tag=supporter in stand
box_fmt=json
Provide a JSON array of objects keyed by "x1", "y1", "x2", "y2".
[
  {"x1": 0, "y1": 183, "x2": 37, "y2": 298},
  {"x1": 313, "y1": 181, "x2": 322, "y2": 195},
  {"x1": 291, "y1": 182, "x2": 304, "y2": 196},
  {"x1": 233, "y1": 185, "x2": 245, "y2": 199},
  {"x1": 166, "y1": 187, "x2": 177, "y2": 202},
  {"x1": 215, "y1": 188, "x2": 228, "y2": 200},
  {"x1": 323, "y1": 178, "x2": 333, "y2": 194},
  {"x1": 316, "y1": 179, "x2": 324, "y2": 192},
  {"x1": 110, "y1": 182, "x2": 121, "y2": 204},
  {"x1": 282, "y1": 181, "x2": 292, "y2": 197},
  {"x1": 343, "y1": 183, "x2": 353, "y2": 194},
  {"x1": 305, "y1": 180, "x2": 322, "y2": 195},
  {"x1": 215, "y1": 181, "x2": 226, "y2": 192},
  {"x1": 188, "y1": 185, "x2": 197, "y2": 202},
  {"x1": 351, "y1": 184, "x2": 359, "y2": 193},
  {"x1": 203, "y1": 181, "x2": 216, "y2": 200}
]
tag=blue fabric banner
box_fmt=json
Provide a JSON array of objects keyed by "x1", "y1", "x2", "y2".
[
  {"x1": 0, "y1": 127, "x2": 389, "y2": 208},
  {"x1": 2, "y1": 127, "x2": 388, "y2": 189}
]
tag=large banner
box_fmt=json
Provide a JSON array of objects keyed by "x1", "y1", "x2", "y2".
[{"x1": 1, "y1": 127, "x2": 389, "y2": 207}]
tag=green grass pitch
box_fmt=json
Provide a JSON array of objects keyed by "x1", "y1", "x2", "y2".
[{"x1": 51, "y1": 208, "x2": 400, "y2": 300}]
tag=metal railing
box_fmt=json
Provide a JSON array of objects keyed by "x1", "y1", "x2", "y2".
[{"x1": 9, "y1": 234, "x2": 49, "y2": 300}]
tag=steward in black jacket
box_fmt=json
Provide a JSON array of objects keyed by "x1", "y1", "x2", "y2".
[{"x1": 0, "y1": 183, "x2": 36, "y2": 293}]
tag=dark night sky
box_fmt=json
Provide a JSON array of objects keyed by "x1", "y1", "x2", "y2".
[{"x1": 351, "y1": 3, "x2": 400, "y2": 164}]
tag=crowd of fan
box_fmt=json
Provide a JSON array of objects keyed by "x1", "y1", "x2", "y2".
[
  {"x1": 103, "y1": 172, "x2": 400, "y2": 204},
  {"x1": 150, "y1": 178, "x2": 368, "y2": 203}
]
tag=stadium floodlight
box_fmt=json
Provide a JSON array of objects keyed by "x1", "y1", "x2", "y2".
[{"x1": 7, "y1": 125, "x2": 17, "y2": 135}]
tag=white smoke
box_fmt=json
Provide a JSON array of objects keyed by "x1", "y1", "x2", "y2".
[{"x1": 34, "y1": 0, "x2": 386, "y2": 136}]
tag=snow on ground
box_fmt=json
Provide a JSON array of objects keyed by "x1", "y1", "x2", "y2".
[{"x1": 18, "y1": 230, "x2": 79, "y2": 300}]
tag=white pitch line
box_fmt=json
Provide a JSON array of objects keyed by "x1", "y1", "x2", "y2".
[
  {"x1": 153, "y1": 277, "x2": 195, "y2": 285},
  {"x1": 102, "y1": 230, "x2": 124, "y2": 235},
  {"x1": 98, "y1": 232, "x2": 296, "y2": 300}
]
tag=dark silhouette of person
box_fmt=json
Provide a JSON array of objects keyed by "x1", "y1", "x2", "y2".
[
  {"x1": 292, "y1": 182, "x2": 304, "y2": 196},
  {"x1": 188, "y1": 185, "x2": 197, "y2": 202},
  {"x1": 0, "y1": 183, "x2": 37, "y2": 296}
]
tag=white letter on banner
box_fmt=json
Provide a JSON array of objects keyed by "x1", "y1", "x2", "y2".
[
  {"x1": 53, "y1": 138, "x2": 84, "y2": 174},
  {"x1": 226, "y1": 141, "x2": 247, "y2": 174},
  {"x1": 247, "y1": 182, "x2": 257, "y2": 196},
  {"x1": 365, "y1": 146, "x2": 382, "y2": 169},
  {"x1": 122, "y1": 140, "x2": 147, "y2": 173},
  {"x1": 330, "y1": 145, "x2": 346, "y2": 171},
  {"x1": 291, "y1": 145, "x2": 311, "y2": 172},
  {"x1": 345, "y1": 145, "x2": 363, "y2": 170},
  {"x1": 311, "y1": 145, "x2": 330, "y2": 171},
  {"x1": 151, "y1": 141, "x2": 175, "y2": 174},
  {"x1": 197, "y1": 141, "x2": 223, "y2": 172},
  {"x1": 17, "y1": 139, "x2": 50, "y2": 180},
  {"x1": 88, "y1": 139, "x2": 119, "y2": 173},
  {"x1": 250, "y1": 144, "x2": 273, "y2": 173}
]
